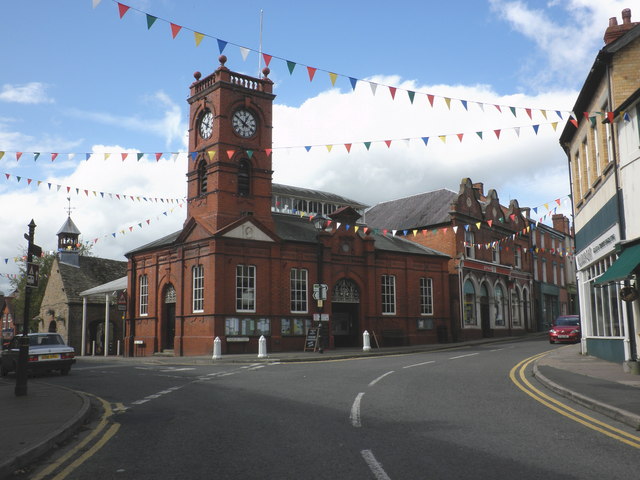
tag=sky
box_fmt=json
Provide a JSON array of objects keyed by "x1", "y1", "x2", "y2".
[{"x1": 0, "y1": 0, "x2": 632, "y2": 294}]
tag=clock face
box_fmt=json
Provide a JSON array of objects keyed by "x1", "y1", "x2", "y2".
[
  {"x1": 199, "y1": 110, "x2": 213, "y2": 139},
  {"x1": 232, "y1": 109, "x2": 257, "y2": 138}
]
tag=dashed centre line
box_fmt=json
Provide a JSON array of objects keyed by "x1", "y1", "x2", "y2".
[
  {"x1": 403, "y1": 360, "x2": 436, "y2": 369},
  {"x1": 449, "y1": 352, "x2": 480, "y2": 360},
  {"x1": 369, "y1": 371, "x2": 395, "y2": 387}
]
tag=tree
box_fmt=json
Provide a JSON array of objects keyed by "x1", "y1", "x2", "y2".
[{"x1": 10, "y1": 251, "x2": 55, "y2": 332}]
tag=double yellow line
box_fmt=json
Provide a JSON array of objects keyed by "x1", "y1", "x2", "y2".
[
  {"x1": 31, "y1": 394, "x2": 121, "y2": 480},
  {"x1": 510, "y1": 352, "x2": 640, "y2": 449}
]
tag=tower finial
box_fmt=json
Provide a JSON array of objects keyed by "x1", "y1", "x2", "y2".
[{"x1": 65, "y1": 197, "x2": 76, "y2": 217}]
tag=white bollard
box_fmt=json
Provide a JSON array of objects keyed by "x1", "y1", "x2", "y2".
[
  {"x1": 363, "y1": 330, "x2": 371, "y2": 352},
  {"x1": 92, "y1": 341, "x2": 96, "y2": 356},
  {"x1": 212, "y1": 336, "x2": 222, "y2": 360},
  {"x1": 258, "y1": 335, "x2": 267, "y2": 358}
]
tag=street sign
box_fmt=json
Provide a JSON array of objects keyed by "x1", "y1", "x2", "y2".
[
  {"x1": 312, "y1": 283, "x2": 328, "y2": 301},
  {"x1": 26, "y1": 262, "x2": 39, "y2": 288},
  {"x1": 117, "y1": 291, "x2": 127, "y2": 311}
]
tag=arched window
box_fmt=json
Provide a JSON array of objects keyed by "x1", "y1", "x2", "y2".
[
  {"x1": 463, "y1": 280, "x2": 476, "y2": 326},
  {"x1": 511, "y1": 288, "x2": 521, "y2": 327},
  {"x1": 238, "y1": 159, "x2": 251, "y2": 196},
  {"x1": 197, "y1": 160, "x2": 207, "y2": 195}
]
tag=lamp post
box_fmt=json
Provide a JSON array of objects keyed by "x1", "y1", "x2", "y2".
[
  {"x1": 313, "y1": 215, "x2": 328, "y2": 351},
  {"x1": 15, "y1": 219, "x2": 42, "y2": 396}
]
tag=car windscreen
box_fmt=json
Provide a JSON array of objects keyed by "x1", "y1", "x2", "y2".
[
  {"x1": 555, "y1": 318, "x2": 579, "y2": 326},
  {"x1": 29, "y1": 335, "x2": 65, "y2": 346}
]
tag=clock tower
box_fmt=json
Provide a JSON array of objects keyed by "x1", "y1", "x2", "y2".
[{"x1": 186, "y1": 55, "x2": 275, "y2": 233}]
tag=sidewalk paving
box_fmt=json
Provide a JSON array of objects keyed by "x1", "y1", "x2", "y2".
[{"x1": 2, "y1": 335, "x2": 639, "y2": 478}]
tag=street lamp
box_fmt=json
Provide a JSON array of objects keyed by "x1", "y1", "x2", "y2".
[{"x1": 313, "y1": 215, "x2": 328, "y2": 352}]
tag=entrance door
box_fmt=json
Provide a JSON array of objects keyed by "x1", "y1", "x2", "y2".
[
  {"x1": 331, "y1": 279, "x2": 360, "y2": 348},
  {"x1": 163, "y1": 285, "x2": 176, "y2": 350},
  {"x1": 480, "y1": 283, "x2": 491, "y2": 337}
]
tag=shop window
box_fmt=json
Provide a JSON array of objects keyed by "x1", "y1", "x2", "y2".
[{"x1": 463, "y1": 280, "x2": 476, "y2": 325}]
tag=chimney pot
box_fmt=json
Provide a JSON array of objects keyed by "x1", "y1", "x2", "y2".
[
  {"x1": 609, "y1": 17, "x2": 618, "y2": 27},
  {"x1": 622, "y1": 8, "x2": 631, "y2": 24}
]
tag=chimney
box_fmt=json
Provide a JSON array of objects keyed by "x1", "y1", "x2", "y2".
[
  {"x1": 472, "y1": 182, "x2": 484, "y2": 196},
  {"x1": 552, "y1": 214, "x2": 570, "y2": 235},
  {"x1": 604, "y1": 8, "x2": 638, "y2": 44}
]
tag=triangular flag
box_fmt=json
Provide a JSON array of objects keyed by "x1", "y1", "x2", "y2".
[
  {"x1": 146, "y1": 14, "x2": 157, "y2": 29},
  {"x1": 422, "y1": 137, "x2": 429, "y2": 146},
  {"x1": 427, "y1": 94, "x2": 434, "y2": 107},
  {"x1": 525, "y1": 108, "x2": 532, "y2": 119},
  {"x1": 137, "y1": 153, "x2": 144, "y2": 161},
  {"x1": 92, "y1": 0, "x2": 102, "y2": 8},
  {"x1": 532, "y1": 124, "x2": 539, "y2": 135},
  {"x1": 194, "y1": 32, "x2": 205, "y2": 46},
  {"x1": 329, "y1": 72, "x2": 338, "y2": 86},
  {"x1": 155, "y1": 153, "x2": 162, "y2": 161},
  {"x1": 439, "y1": 135, "x2": 446, "y2": 143},
  {"x1": 121, "y1": 152, "x2": 128, "y2": 161},
  {"x1": 227, "y1": 149, "x2": 235, "y2": 159},
  {"x1": 170, "y1": 23, "x2": 182, "y2": 39},
  {"x1": 370, "y1": 82, "x2": 377, "y2": 95},
  {"x1": 349, "y1": 77, "x2": 358, "y2": 90},
  {"x1": 304, "y1": 146, "x2": 312, "y2": 152},
  {"x1": 286, "y1": 61, "x2": 296, "y2": 74},
  {"x1": 246, "y1": 150, "x2": 254, "y2": 158},
  {"x1": 494, "y1": 129, "x2": 501, "y2": 139},
  {"x1": 514, "y1": 127, "x2": 520, "y2": 137},
  {"x1": 476, "y1": 222, "x2": 481, "y2": 230},
  {"x1": 16, "y1": 152, "x2": 22, "y2": 161},
  {"x1": 51, "y1": 153, "x2": 58, "y2": 162},
  {"x1": 444, "y1": 97, "x2": 451, "y2": 109},
  {"x1": 461, "y1": 99, "x2": 468, "y2": 111},
  {"x1": 239, "y1": 47, "x2": 250, "y2": 61},
  {"x1": 34, "y1": 152, "x2": 40, "y2": 161},
  {"x1": 326, "y1": 145, "x2": 333, "y2": 152},
  {"x1": 388, "y1": 86, "x2": 396, "y2": 99},
  {"x1": 344, "y1": 144, "x2": 352, "y2": 153},
  {"x1": 262, "y1": 53, "x2": 272, "y2": 66},
  {"x1": 117, "y1": 3, "x2": 130, "y2": 18},
  {"x1": 307, "y1": 66, "x2": 317, "y2": 81},
  {"x1": 487, "y1": 220, "x2": 493, "y2": 227},
  {"x1": 265, "y1": 148, "x2": 272, "y2": 157},
  {"x1": 217, "y1": 39, "x2": 227, "y2": 54},
  {"x1": 364, "y1": 142, "x2": 371, "y2": 150},
  {"x1": 457, "y1": 133, "x2": 464, "y2": 142},
  {"x1": 476, "y1": 131, "x2": 483, "y2": 140},
  {"x1": 385, "y1": 140, "x2": 392, "y2": 148},
  {"x1": 407, "y1": 91, "x2": 415, "y2": 104},
  {"x1": 540, "y1": 109, "x2": 547, "y2": 119},
  {"x1": 570, "y1": 118, "x2": 578, "y2": 128},
  {"x1": 509, "y1": 106, "x2": 517, "y2": 117}
]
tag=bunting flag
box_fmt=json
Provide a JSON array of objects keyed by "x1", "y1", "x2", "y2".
[
  {"x1": 97, "y1": 1, "x2": 584, "y2": 120},
  {"x1": 2, "y1": 171, "x2": 184, "y2": 204}
]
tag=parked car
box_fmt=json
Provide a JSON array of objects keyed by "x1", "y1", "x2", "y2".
[
  {"x1": 1, "y1": 333, "x2": 75, "y2": 376},
  {"x1": 549, "y1": 315, "x2": 581, "y2": 344}
]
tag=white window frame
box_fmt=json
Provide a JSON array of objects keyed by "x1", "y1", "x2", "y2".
[
  {"x1": 139, "y1": 274, "x2": 148, "y2": 316},
  {"x1": 420, "y1": 277, "x2": 433, "y2": 315},
  {"x1": 381, "y1": 275, "x2": 396, "y2": 315},
  {"x1": 464, "y1": 230, "x2": 475, "y2": 259},
  {"x1": 192, "y1": 264, "x2": 204, "y2": 313},
  {"x1": 290, "y1": 268, "x2": 308, "y2": 313},
  {"x1": 515, "y1": 248, "x2": 522, "y2": 269},
  {"x1": 236, "y1": 264, "x2": 256, "y2": 312}
]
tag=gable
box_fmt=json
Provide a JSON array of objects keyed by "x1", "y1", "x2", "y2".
[{"x1": 223, "y1": 220, "x2": 275, "y2": 242}]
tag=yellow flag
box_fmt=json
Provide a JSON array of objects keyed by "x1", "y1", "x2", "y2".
[
  {"x1": 194, "y1": 32, "x2": 205, "y2": 47},
  {"x1": 326, "y1": 145, "x2": 333, "y2": 152},
  {"x1": 551, "y1": 122, "x2": 558, "y2": 131},
  {"x1": 439, "y1": 135, "x2": 446, "y2": 143},
  {"x1": 476, "y1": 222, "x2": 481, "y2": 230},
  {"x1": 329, "y1": 72, "x2": 338, "y2": 86},
  {"x1": 444, "y1": 97, "x2": 451, "y2": 109},
  {"x1": 207, "y1": 150, "x2": 216, "y2": 161}
]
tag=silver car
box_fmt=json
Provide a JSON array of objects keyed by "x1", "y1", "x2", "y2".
[{"x1": 1, "y1": 333, "x2": 76, "y2": 376}]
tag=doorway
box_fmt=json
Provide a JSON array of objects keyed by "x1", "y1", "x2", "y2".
[
  {"x1": 331, "y1": 279, "x2": 360, "y2": 348},
  {"x1": 163, "y1": 285, "x2": 176, "y2": 351},
  {"x1": 480, "y1": 283, "x2": 491, "y2": 337}
]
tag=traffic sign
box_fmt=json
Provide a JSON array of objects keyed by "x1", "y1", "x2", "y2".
[{"x1": 26, "y1": 263, "x2": 39, "y2": 288}]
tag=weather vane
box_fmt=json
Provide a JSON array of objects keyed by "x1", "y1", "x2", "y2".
[{"x1": 65, "y1": 197, "x2": 76, "y2": 217}]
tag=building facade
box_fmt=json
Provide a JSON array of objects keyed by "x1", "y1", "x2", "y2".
[
  {"x1": 366, "y1": 179, "x2": 544, "y2": 341},
  {"x1": 37, "y1": 215, "x2": 128, "y2": 354},
  {"x1": 124, "y1": 58, "x2": 452, "y2": 356},
  {"x1": 560, "y1": 8, "x2": 640, "y2": 364}
]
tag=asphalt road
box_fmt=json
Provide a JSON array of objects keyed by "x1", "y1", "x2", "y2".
[{"x1": 26, "y1": 339, "x2": 640, "y2": 479}]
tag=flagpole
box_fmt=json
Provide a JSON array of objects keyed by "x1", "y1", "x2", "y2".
[{"x1": 258, "y1": 9, "x2": 264, "y2": 76}]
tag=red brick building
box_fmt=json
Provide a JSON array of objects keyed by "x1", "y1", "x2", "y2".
[
  {"x1": 366, "y1": 179, "x2": 534, "y2": 341},
  {"x1": 124, "y1": 58, "x2": 451, "y2": 356}
]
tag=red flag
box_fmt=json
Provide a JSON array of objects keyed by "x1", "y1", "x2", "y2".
[
  {"x1": 155, "y1": 153, "x2": 162, "y2": 161},
  {"x1": 344, "y1": 144, "x2": 352, "y2": 153},
  {"x1": 427, "y1": 94, "x2": 434, "y2": 107},
  {"x1": 526, "y1": 108, "x2": 532, "y2": 119},
  {"x1": 51, "y1": 153, "x2": 58, "y2": 162},
  {"x1": 607, "y1": 111, "x2": 614, "y2": 123},
  {"x1": 494, "y1": 104, "x2": 502, "y2": 113},
  {"x1": 16, "y1": 152, "x2": 22, "y2": 161},
  {"x1": 121, "y1": 153, "x2": 128, "y2": 161},
  {"x1": 117, "y1": 3, "x2": 130, "y2": 18},
  {"x1": 170, "y1": 23, "x2": 182, "y2": 38},
  {"x1": 265, "y1": 148, "x2": 272, "y2": 157},
  {"x1": 457, "y1": 133, "x2": 464, "y2": 142},
  {"x1": 307, "y1": 66, "x2": 317, "y2": 81},
  {"x1": 388, "y1": 86, "x2": 396, "y2": 100},
  {"x1": 570, "y1": 118, "x2": 578, "y2": 128},
  {"x1": 494, "y1": 129, "x2": 501, "y2": 139},
  {"x1": 385, "y1": 140, "x2": 392, "y2": 148},
  {"x1": 262, "y1": 53, "x2": 272, "y2": 66}
]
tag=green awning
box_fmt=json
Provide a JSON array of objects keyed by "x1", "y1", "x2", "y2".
[{"x1": 595, "y1": 243, "x2": 640, "y2": 284}]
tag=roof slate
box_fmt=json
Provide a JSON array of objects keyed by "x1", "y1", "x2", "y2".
[
  {"x1": 365, "y1": 189, "x2": 458, "y2": 230},
  {"x1": 58, "y1": 256, "x2": 128, "y2": 304}
]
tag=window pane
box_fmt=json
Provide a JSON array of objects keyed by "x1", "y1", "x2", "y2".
[
  {"x1": 139, "y1": 275, "x2": 148, "y2": 316},
  {"x1": 290, "y1": 268, "x2": 308, "y2": 313},
  {"x1": 420, "y1": 277, "x2": 433, "y2": 315},
  {"x1": 236, "y1": 265, "x2": 256, "y2": 312},
  {"x1": 192, "y1": 265, "x2": 204, "y2": 312},
  {"x1": 381, "y1": 275, "x2": 396, "y2": 314}
]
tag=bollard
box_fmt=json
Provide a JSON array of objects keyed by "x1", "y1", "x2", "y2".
[
  {"x1": 212, "y1": 336, "x2": 222, "y2": 360},
  {"x1": 258, "y1": 335, "x2": 267, "y2": 358},
  {"x1": 117, "y1": 340, "x2": 121, "y2": 356},
  {"x1": 363, "y1": 330, "x2": 371, "y2": 352},
  {"x1": 92, "y1": 340, "x2": 96, "y2": 356}
]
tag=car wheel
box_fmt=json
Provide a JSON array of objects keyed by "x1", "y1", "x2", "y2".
[
  {"x1": 60, "y1": 367, "x2": 70, "y2": 376},
  {"x1": 549, "y1": 339, "x2": 555, "y2": 344}
]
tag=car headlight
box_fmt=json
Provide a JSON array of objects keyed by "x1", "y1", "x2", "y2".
[
  {"x1": 571, "y1": 329, "x2": 580, "y2": 334},
  {"x1": 549, "y1": 329, "x2": 557, "y2": 334}
]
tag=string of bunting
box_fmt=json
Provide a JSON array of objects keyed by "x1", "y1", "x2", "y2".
[
  {"x1": 287, "y1": 195, "x2": 573, "y2": 256},
  {"x1": 0, "y1": 203, "x2": 184, "y2": 276},
  {"x1": 2, "y1": 172, "x2": 184, "y2": 204},
  {"x1": 0, "y1": 118, "x2": 574, "y2": 165},
  {"x1": 92, "y1": 0, "x2": 629, "y2": 123}
]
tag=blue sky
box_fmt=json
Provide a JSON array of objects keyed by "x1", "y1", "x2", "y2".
[{"x1": 0, "y1": 0, "x2": 632, "y2": 293}]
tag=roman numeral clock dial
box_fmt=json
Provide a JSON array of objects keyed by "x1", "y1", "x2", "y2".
[
  {"x1": 199, "y1": 110, "x2": 213, "y2": 139},
  {"x1": 232, "y1": 109, "x2": 257, "y2": 138}
]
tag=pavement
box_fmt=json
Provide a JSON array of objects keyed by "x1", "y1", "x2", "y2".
[{"x1": 2, "y1": 334, "x2": 640, "y2": 478}]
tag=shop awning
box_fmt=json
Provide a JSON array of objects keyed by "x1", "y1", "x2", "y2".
[{"x1": 595, "y1": 243, "x2": 640, "y2": 284}]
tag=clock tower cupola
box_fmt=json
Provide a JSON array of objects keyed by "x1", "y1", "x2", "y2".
[{"x1": 186, "y1": 55, "x2": 276, "y2": 233}]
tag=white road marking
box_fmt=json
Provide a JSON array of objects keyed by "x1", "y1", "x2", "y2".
[
  {"x1": 361, "y1": 449, "x2": 392, "y2": 480},
  {"x1": 403, "y1": 360, "x2": 436, "y2": 369},
  {"x1": 368, "y1": 371, "x2": 394, "y2": 387},
  {"x1": 449, "y1": 352, "x2": 480, "y2": 360},
  {"x1": 159, "y1": 367, "x2": 196, "y2": 372},
  {"x1": 130, "y1": 385, "x2": 183, "y2": 406},
  {"x1": 351, "y1": 392, "x2": 365, "y2": 427}
]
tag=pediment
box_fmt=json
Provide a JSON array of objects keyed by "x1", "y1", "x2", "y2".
[{"x1": 222, "y1": 220, "x2": 275, "y2": 242}]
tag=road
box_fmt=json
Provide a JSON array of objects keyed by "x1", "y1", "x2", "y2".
[{"x1": 21, "y1": 339, "x2": 640, "y2": 479}]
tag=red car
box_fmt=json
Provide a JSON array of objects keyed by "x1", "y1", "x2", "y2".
[{"x1": 549, "y1": 315, "x2": 581, "y2": 344}]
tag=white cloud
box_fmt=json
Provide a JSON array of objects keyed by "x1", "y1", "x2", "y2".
[
  {"x1": 0, "y1": 82, "x2": 53, "y2": 104},
  {"x1": 489, "y1": 0, "x2": 630, "y2": 88}
]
